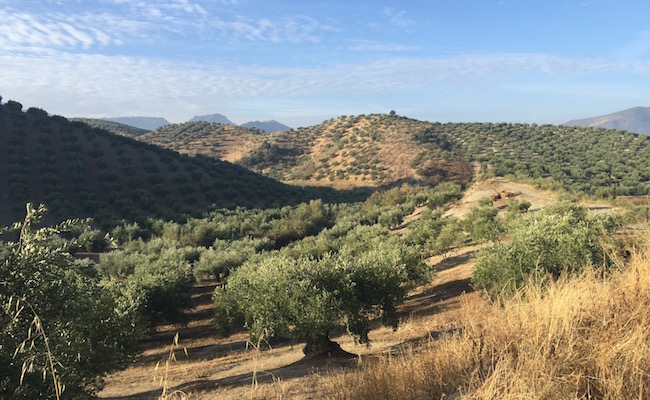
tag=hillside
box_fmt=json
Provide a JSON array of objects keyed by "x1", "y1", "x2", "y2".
[
  {"x1": 189, "y1": 113, "x2": 234, "y2": 125},
  {"x1": 241, "y1": 119, "x2": 291, "y2": 133},
  {"x1": 69, "y1": 117, "x2": 150, "y2": 137},
  {"x1": 104, "y1": 116, "x2": 170, "y2": 130},
  {"x1": 564, "y1": 106, "x2": 650, "y2": 135},
  {"x1": 138, "y1": 121, "x2": 266, "y2": 162},
  {"x1": 137, "y1": 113, "x2": 650, "y2": 198},
  {"x1": 430, "y1": 121, "x2": 650, "y2": 197},
  {"x1": 139, "y1": 114, "x2": 474, "y2": 189},
  {"x1": 0, "y1": 101, "x2": 341, "y2": 228}
]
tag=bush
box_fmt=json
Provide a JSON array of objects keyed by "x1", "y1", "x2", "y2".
[
  {"x1": 462, "y1": 199, "x2": 503, "y2": 243},
  {"x1": 97, "y1": 245, "x2": 195, "y2": 325},
  {"x1": 472, "y1": 202, "x2": 621, "y2": 298},
  {"x1": 193, "y1": 237, "x2": 273, "y2": 280}
]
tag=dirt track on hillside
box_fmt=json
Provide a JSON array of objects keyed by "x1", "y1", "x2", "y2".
[{"x1": 444, "y1": 177, "x2": 618, "y2": 219}]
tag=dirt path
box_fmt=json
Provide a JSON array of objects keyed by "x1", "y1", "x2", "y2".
[{"x1": 444, "y1": 177, "x2": 618, "y2": 219}]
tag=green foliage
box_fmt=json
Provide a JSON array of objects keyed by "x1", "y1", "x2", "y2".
[
  {"x1": 193, "y1": 237, "x2": 273, "y2": 280},
  {"x1": 97, "y1": 242, "x2": 195, "y2": 325},
  {"x1": 472, "y1": 202, "x2": 621, "y2": 298},
  {"x1": 0, "y1": 204, "x2": 140, "y2": 399},
  {"x1": 214, "y1": 225, "x2": 429, "y2": 353},
  {"x1": 1, "y1": 102, "x2": 340, "y2": 228},
  {"x1": 462, "y1": 200, "x2": 503, "y2": 243},
  {"x1": 268, "y1": 199, "x2": 332, "y2": 246}
]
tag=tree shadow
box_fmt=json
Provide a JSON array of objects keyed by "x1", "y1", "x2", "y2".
[
  {"x1": 399, "y1": 278, "x2": 474, "y2": 319},
  {"x1": 100, "y1": 346, "x2": 357, "y2": 400},
  {"x1": 432, "y1": 250, "x2": 478, "y2": 273}
]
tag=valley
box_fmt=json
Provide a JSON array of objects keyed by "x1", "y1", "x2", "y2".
[{"x1": 1, "y1": 98, "x2": 649, "y2": 400}]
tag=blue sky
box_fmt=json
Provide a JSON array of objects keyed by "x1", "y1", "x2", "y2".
[{"x1": 1, "y1": 0, "x2": 650, "y2": 127}]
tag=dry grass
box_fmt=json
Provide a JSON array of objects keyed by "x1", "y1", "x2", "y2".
[{"x1": 323, "y1": 250, "x2": 650, "y2": 399}]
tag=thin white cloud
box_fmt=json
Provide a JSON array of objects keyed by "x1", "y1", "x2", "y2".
[
  {"x1": 383, "y1": 7, "x2": 412, "y2": 28},
  {"x1": 0, "y1": 9, "x2": 151, "y2": 51},
  {"x1": 211, "y1": 14, "x2": 331, "y2": 44},
  {"x1": 348, "y1": 40, "x2": 420, "y2": 52},
  {"x1": 0, "y1": 4, "x2": 334, "y2": 52}
]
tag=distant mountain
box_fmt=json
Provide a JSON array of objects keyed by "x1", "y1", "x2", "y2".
[
  {"x1": 104, "y1": 116, "x2": 170, "y2": 131},
  {"x1": 70, "y1": 118, "x2": 150, "y2": 137},
  {"x1": 564, "y1": 107, "x2": 650, "y2": 135},
  {"x1": 241, "y1": 120, "x2": 291, "y2": 133},
  {"x1": 189, "y1": 113, "x2": 233, "y2": 125}
]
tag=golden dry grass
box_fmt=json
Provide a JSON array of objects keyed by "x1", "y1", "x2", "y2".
[{"x1": 322, "y1": 250, "x2": 650, "y2": 400}]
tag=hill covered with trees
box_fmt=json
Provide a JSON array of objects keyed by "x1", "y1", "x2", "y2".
[
  {"x1": 69, "y1": 117, "x2": 150, "y2": 137},
  {"x1": 138, "y1": 113, "x2": 474, "y2": 189},
  {"x1": 0, "y1": 99, "x2": 343, "y2": 228},
  {"x1": 137, "y1": 112, "x2": 650, "y2": 198}
]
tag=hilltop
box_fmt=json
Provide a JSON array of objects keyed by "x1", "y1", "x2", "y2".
[
  {"x1": 69, "y1": 117, "x2": 150, "y2": 137},
  {"x1": 564, "y1": 106, "x2": 650, "y2": 135},
  {"x1": 139, "y1": 114, "x2": 474, "y2": 189},
  {"x1": 138, "y1": 113, "x2": 650, "y2": 199},
  {"x1": 189, "y1": 113, "x2": 234, "y2": 125},
  {"x1": 0, "y1": 100, "x2": 342, "y2": 228},
  {"x1": 138, "y1": 121, "x2": 265, "y2": 162},
  {"x1": 241, "y1": 119, "x2": 291, "y2": 133},
  {"x1": 104, "y1": 116, "x2": 170, "y2": 130}
]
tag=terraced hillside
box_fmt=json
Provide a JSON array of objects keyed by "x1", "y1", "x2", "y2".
[{"x1": 0, "y1": 101, "x2": 339, "y2": 228}]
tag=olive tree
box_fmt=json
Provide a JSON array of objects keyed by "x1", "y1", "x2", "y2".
[
  {"x1": 0, "y1": 204, "x2": 140, "y2": 399},
  {"x1": 214, "y1": 226, "x2": 429, "y2": 353},
  {"x1": 472, "y1": 202, "x2": 621, "y2": 298}
]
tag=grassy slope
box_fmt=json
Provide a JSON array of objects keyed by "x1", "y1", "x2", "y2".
[
  {"x1": 0, "y1": 104, "x2": 342, "y2": 228},
  {"x1": 327, "y1": 250, "x2": 650, "y2": 399}
]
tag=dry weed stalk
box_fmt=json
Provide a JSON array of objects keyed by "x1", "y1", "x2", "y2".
[
  {"x1": 3, "y1": 296, "x2": 64, "y2": 400},
  {"x1": 155, "y1": 332, "x2": 189, "y2": 400}
]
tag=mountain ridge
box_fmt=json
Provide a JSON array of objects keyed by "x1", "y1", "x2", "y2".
[
  {"x1": 564, "y1": 106, "x2": 650, "y2": 135},
  {"x1": 189, "y1": 113, "x2": 233, "y2": 125},
  {"x1": 240, "y1": 120, "x2": 291, "y2": 133},
  {"x1": 104, "y1": 116, "x2": 170, "y2": 131}
]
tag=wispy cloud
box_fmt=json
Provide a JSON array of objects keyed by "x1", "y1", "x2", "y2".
[
  {"x1": 210, "y1": 14, "x2": 334, "y2": 44},
  {"x1": 0, "y1": 8, "x2": 152, "y2": 51},
  {"x1": 2, "y1": 50, "x2": 648, "y2": 122},
  {"x1": 383, "y1": 7, "x2": 412, "y2": 28},
  {"x1": 348, "y1": 40, "x2": 420, "y2": 52}
]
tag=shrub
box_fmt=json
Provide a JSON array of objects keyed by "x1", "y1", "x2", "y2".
[
  {"x1": 462, "y1": 199, "x2": 503, "y2": 243},
  {"x1": 472, "y1": 202, "x2": 621, "y2": 298}
]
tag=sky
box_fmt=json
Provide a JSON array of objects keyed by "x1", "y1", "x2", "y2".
[{"x1": 1, "y1": 0, "x2": 650, "y2": 127}]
